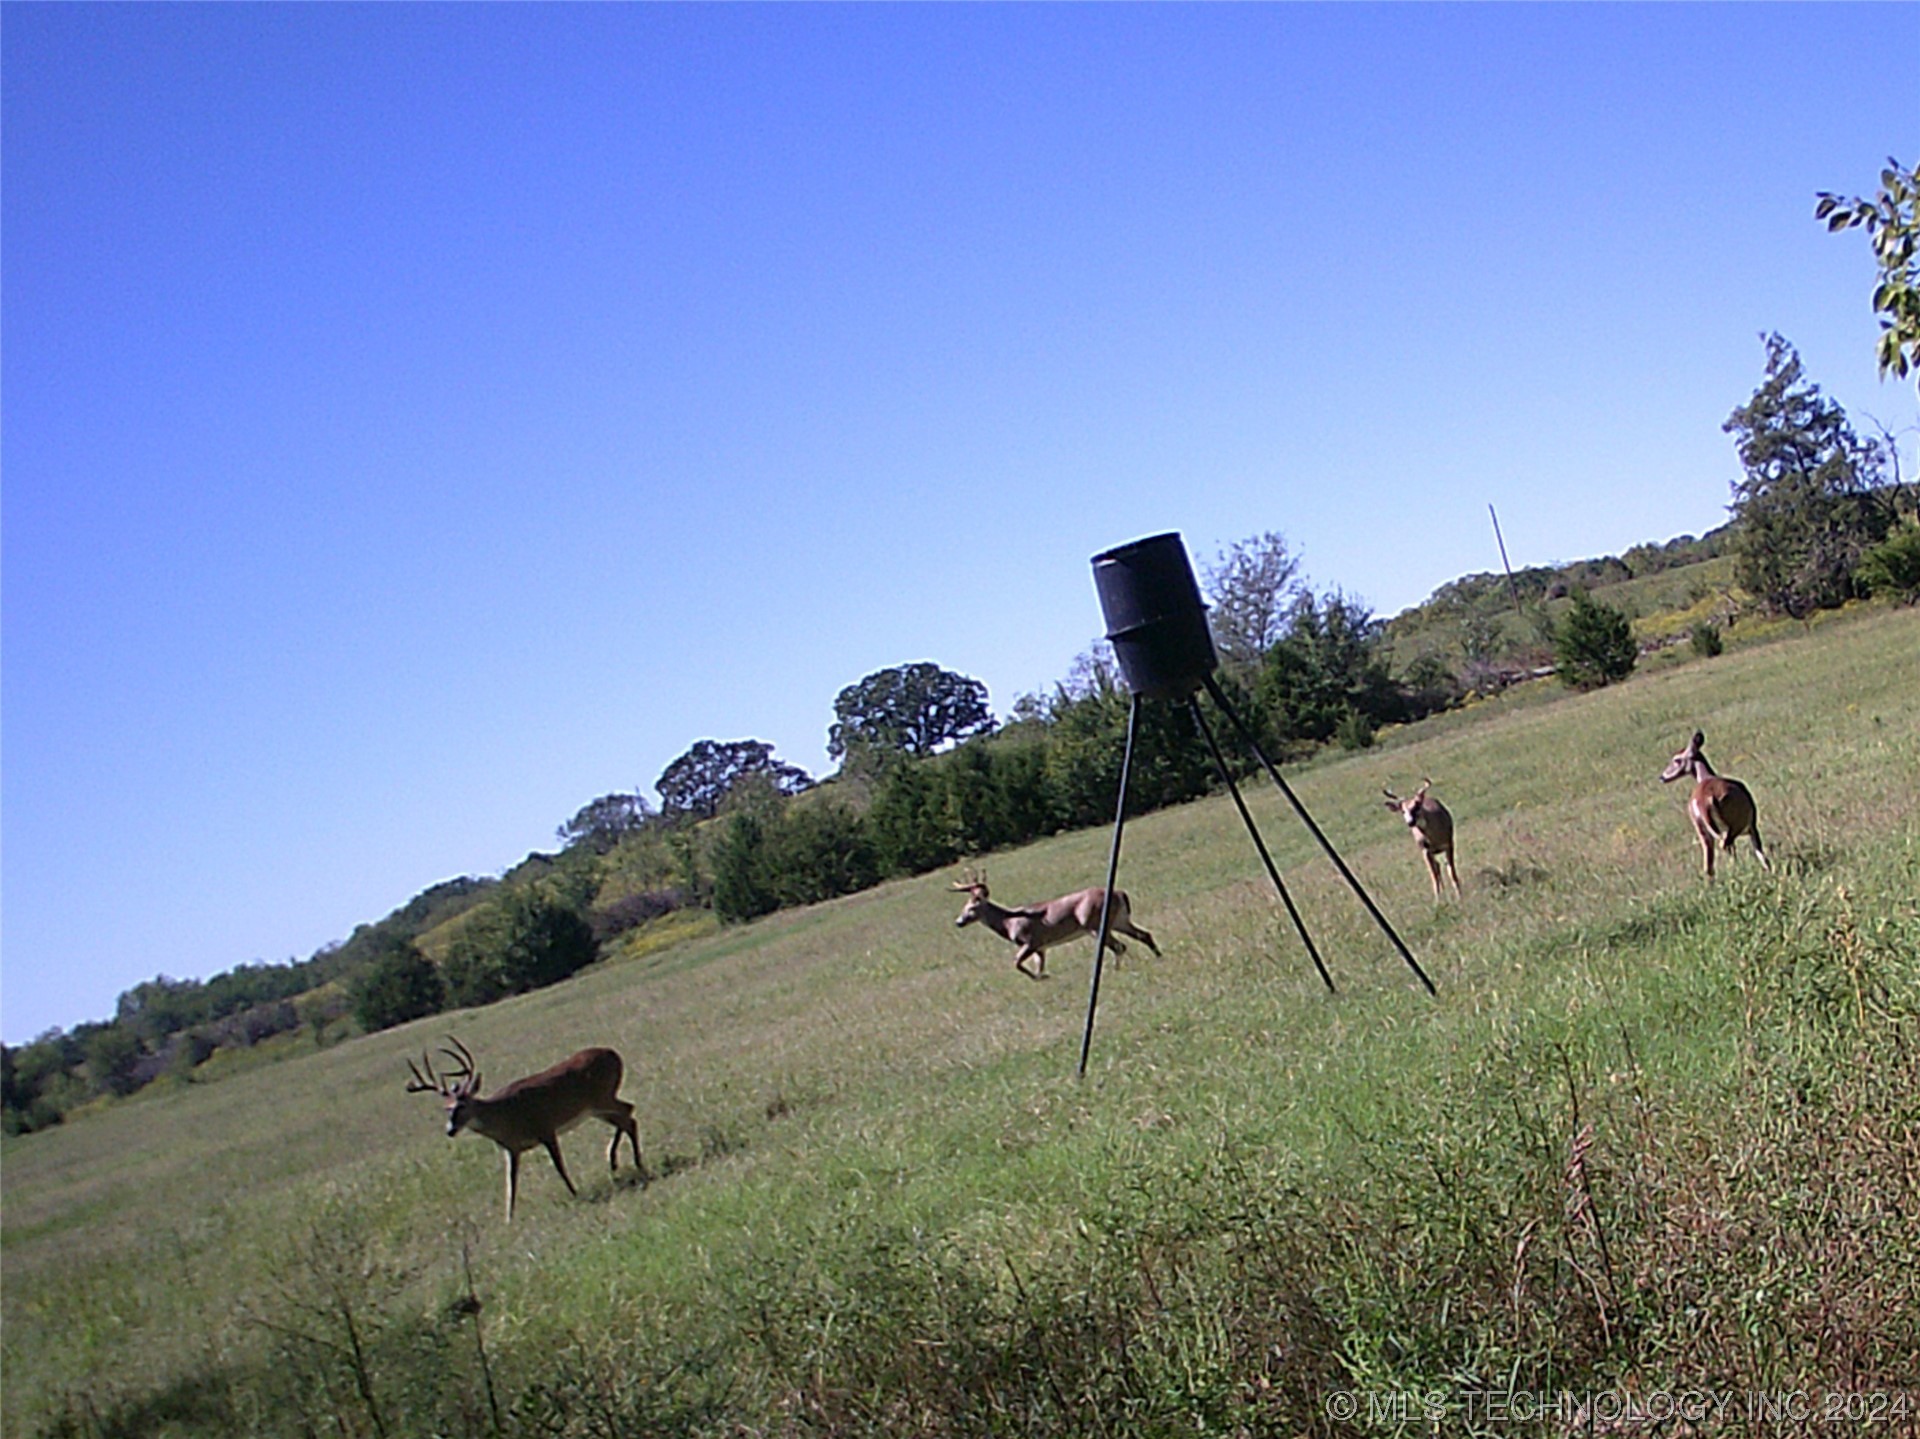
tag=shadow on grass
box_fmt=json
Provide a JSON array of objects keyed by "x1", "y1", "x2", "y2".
[{"x1": 37, "y1": 1370, "x2": 241, "y2": 1439}]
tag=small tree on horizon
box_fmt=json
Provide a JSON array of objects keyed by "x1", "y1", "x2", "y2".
[
  {"x1": 1202, "y1": 530, "x2": 1303, "y2": 674},
  {"x1": 1554, "y1": 589, "x2": 1637, "y2": 691},
  {"x1": 1724, "y1": 335, "x2": 1894, "y2": 617}
]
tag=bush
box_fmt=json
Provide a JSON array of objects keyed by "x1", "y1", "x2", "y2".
[
  {"x1": 710, "y1": 812, "x2": 781, "y2": 923},
  {"x1": 1335, "y1": 707, "x2": 1376, "y2": 750},
  {"x1": 442, "y1": 888, "x2": 596, "y2": 1008},
  {"x1": 348, "y1": 937, "x2": 445, "y2": 1033},
  {"x1": 1689, "y1": 621, "x2": 1724, "y2": 658},
  {"x1": 1855, "y1": 523, "x2": 1920, "y2": 602},
  {"x1": 588, "y1": 888, "x2": 690, "y2": 943},
  {"x1": 1554, "y1": 590, "x2": 1637, "y2": 690}
]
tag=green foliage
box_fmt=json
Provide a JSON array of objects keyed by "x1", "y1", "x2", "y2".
[
  {"x1": 1253, "y1": 588, "x2": 1408, "y2": 747},
  {"x1": 1335, "y1": 707, "x2": 1376, "y2": 750},
  {"x1": 1553, "y1": 588, "x2": 1637, "y2": 689},
  {"x1": 1, "y1": 1033, "x2": 82, "y2": 1132},
  {"x1": 1200, "y1": 529, "x2": 1302, "y2": 673},
  {"x1": 1855, "y1": 522, "x2": 1920, "y2": 603},
  {"x1": 346, "y1": 936, "x2": 444, "y2": 1033},
  {"x1": 82, "y1": 1024, "x2": 144, "y2": 1098},
  {"x1": 1689, "y1": 620, "x2": 1724, "y2": 658},
  {"x1": 440, "y1": 887, "x2": 596, "y2": 1007},
  {"x1": 556, "y1": 791, "x2": 656, "y2": 853},
  {"x1": 657, "y1": 739, "x2": 811, "y2": 822},
  {"x1": 710, "y1": 811, "x2": 781, "y2": 923},
  {"x1": 1818, "y1": 157, "x2": 1920, "y2": 392},
  {"x1": 767, "y1": 801, "x2": 880, "y2": 909},
  {"x1": 1724, "y1": 334, "x2": 1894, "y2": 616},
  {"x1": 828, "y1": 662, "x2": 994, "y2": 762},
  {"x1": 865, "y1": 757, "x2": 960, "y2": 877}
]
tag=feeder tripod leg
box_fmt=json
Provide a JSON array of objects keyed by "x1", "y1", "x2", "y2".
[
  {"x1": 1187, "y1": 698, "x2": 1335, "y2": 993},
  {"x1": 1079, "y1": 693, "x2": 1141, "y2": 1078},
  {"x1": 1200, "y1": 674, "x2": 1437, "y2": 997}
]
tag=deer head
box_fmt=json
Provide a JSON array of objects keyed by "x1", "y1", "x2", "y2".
[
  {"x1": 949, "y1": 869, "x2": 990, "y2": 927},
  {"x1": 1382, "y1": 779, "x2": 1433, "y2": 827},
  {"x1": 405, "y1": 1035, "x2": 484, "y2": 1137},
  {"x1": 1661, "y1": 731, "x2": 1709, "y2": 784}
]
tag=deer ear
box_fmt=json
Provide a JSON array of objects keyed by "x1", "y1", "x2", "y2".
[{"x1": 1691, "y1": 731, "x2": 1705, "y2": 748}]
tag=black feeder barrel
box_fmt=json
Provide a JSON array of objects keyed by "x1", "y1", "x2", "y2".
[{"x1": 1091, "y1": 532, "x2": 1219, "y2": 700}]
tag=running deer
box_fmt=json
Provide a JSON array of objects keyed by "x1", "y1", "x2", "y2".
[
  {"x1": 1382, "y1": 779, "x2": 1462, "y2": 899},
  {"x1": 1660, "y1": 730, "x2": 1770, "y2": 877},
  {"x1": 405, "y1": 1037, "x2": 644, "y2": 1220},
  {"x1": 950, "y1": 870, "x2": 1160, "y2": 980}
]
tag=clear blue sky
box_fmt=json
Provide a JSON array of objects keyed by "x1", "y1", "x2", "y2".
[{"x1": 4, "y1": 4, "x2": 1913, "y2": 1043}]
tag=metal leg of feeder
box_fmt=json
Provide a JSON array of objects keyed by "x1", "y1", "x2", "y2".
[
  {"x1": 1187, "y1": 698, "x2": 1336, "y2": 994},
  {"x1": 1078, "y1": 693, "x2": 1142, "y2": 1078},
  {"x1": 1200, "y1": 674, "x2": 1438, "y2": 997}
]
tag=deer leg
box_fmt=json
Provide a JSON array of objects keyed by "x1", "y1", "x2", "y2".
[
  {"x1": 1100, "y1": 934, "x2": 1129, "y2": 962},
  {"x1": 504, "y1": 1150, "x2": 520, "y2": 1222},
  {"x1": 1442, "y1": 849, "x2": 1463, "y2": 898},
  {"x1": 602, "y1": 1106, "x2": 644, "y2": 1179},
  {"x1": 1016, "y1": 947, "x2": 1047, "y2": 980},
  {"x1": 1749, "y1": 824, "x2": 1771, "y2": 870},
  {"x1": 1424, "y1": 850, "x2": 1443, "y2": 899},
  {"x1": 1697, "y1": 824, "x2": 1716, "y2": 877},
  {"x1": 1115, "y1": 920, "x2": 1160, "y2": 956},
  {"x1": 626, "y1": 1118, "x2": 646, "y2": 1180},
  {"x1": 542, "y1": 1136, "x2": 578, "y2": 1196}
]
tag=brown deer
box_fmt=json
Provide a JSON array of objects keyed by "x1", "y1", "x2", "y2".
[
  {"x1": 1661, "y1": 730, "x2": 1770, "y2": 877},
  {"x1": 406, "y1": 1037, "x2": 644, "y2": 1220},
  {"x1": 1382, "y1": 779, "x2": 1461, "y2": 899},
  {"x1": 950, "y1": 870, "x2": 1160, "y2": 980}
]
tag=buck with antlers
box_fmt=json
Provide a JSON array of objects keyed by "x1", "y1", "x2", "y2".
[
  {"x1": 1382, "y1": 779, "x2": 1461, "y2": 899},
  {"x1": 405, "y1": 1037, "x2": 644, "y2": 1220},
  {"x1": 1661, "y1": 730, "x2": 1770, "y2": 877},
  {"x1": 950, "y1": 869, "x2": 1160, "y2": 980}
]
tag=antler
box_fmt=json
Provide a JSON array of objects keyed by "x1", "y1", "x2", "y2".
[
  {"x1": 949, "y1": 867, "x2": 988, "y2": 893},
  {"x1": 405, "y1": 1050, "x2": 448, "y2": 1096},
  {"x1": 406, "y1": 1035, "x2": 481, "y2": 1098},
  {"x1": 439, "y1": 1035, "x2": 480, "y2": 1097}
]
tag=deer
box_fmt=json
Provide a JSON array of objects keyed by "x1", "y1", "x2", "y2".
[
  {"x1": 1660, "y1": 730, "x2": 1770, "y2": 877},
  {"x1": 405, "y1": 1036, "x2": 644, "y2": 1220},
  {"x1": 950, "y1": 869, "x2": 1159, "y2": 981},
  {"x1": 1382, "y1": 779, "x2": 1461, "y2": 899}
]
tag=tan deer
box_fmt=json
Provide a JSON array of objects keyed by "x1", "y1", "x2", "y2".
[
  {"x1": 1382, "y1": 779, "x2": 1461, "y2": 899},
  {"x1": 406, "y1": 1037, "x2": 644, "y2": 1220},
  {"x1": 1661, "y1": 730, "x2": 1770, "y2": 877},
  {"x1": 950, "y1": 869, "x2": 1160, "y2": 980}
]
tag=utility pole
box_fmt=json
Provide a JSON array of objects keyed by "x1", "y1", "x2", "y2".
[{"x1": 1489, "y1": 504, "x2": 1523, "y2": 617}]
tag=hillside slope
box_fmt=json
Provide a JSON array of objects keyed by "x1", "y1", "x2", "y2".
[{"x1": 4, "y1": 604, "x2": 1917, "y2": 1437}]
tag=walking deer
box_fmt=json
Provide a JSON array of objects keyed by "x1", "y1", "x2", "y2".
[
  {"x1": 406, "y1": 1037, "x2": 644, "y2": 1220},
  {"x1": 1661, "y1": 730, "x2": 1770, "y2": 877},
  {"x1": 950, "y1": 870, "x2": 1160, "y2": 980},
  {"x1": 1382, "y1": 779, "x2": 1461, "y2": 899}
]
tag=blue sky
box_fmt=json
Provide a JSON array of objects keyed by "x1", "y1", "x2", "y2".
[{"x1": 3, "y1": 4, "x2": 1913, "y2": 1043}]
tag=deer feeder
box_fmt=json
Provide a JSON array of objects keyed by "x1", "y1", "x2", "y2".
[
  {"x1": 1091, "y1": 532, "x2": 1218, "y2": 700},
  {"x1": 1076, "y1": 531, "x2": 1435, "y2": 1078}
]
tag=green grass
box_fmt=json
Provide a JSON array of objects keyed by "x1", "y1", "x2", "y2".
[{"x1": 4, "y1": 604, "x2": 1918, "y2": 1438}]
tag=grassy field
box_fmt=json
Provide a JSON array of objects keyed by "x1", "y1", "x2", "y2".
[{"x1": 4, "y1": 604, "x2": 1918, "y2": 1437}]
